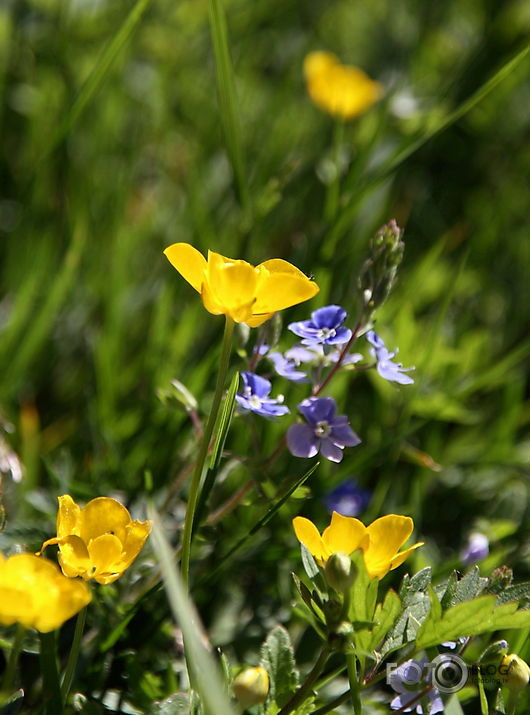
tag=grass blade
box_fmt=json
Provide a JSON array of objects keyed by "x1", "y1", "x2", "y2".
[
  {"x1": 208, "y1": 0, "x2": 250, "y2": 215},
  {"x1": 40, "y1": 0, "x2": 153, "y2": 162},
  {"x1": 148, "y1": 505, "x2": 236, "y2": 715}
]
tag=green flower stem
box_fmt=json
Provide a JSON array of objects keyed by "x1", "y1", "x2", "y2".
[
  {"x1": 180, "y1": 315, "x2": 234, "y2": 586},
  {"x1": 61, "y1": 606, "x2": 87, "y2": 700},
  {"x1": 277, "y1": 646, "x2": 331, "y2": 715},
  {"x1": 507, "y1": 692, "x2": 518, "y2": 715},
  {"x1": 324, "y1": 119, "x2": 345, "y2": 223},
  {"x1": 39, "y1": 630, "x2": 63, "y2": 715},
  {"x1": 346, "y1": 652, "x2": 362, "y2": 715},
  {"x1": 2, "y1": 624, "x2": 25, "y2": 695}
]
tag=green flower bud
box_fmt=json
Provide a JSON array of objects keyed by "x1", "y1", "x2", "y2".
[
  {"x1": 328, "y1": 620, "x2": 355, "y2": 652},
  {"x1": 324, "y1": 552, "x2": 356, "y2": 592},
  {"x1": 232, "y1": 666, "x2": 269, "y2": 708},
  {"x1": 499, "y1": 654, "x2": 530, "y2": 693}
]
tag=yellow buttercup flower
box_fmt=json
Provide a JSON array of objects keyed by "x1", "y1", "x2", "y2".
[
  {"x1": 163, "y1": 243, "x2": 319, "y2": 327},
  {"x1": 292, "y1": 511, "x2": 422, "y2": 580},
  {"x1": 40, "y1": 495, "x2": 152, "y2": 585},
  {"x1": 232, "y1": 666, "x2": 269, "y2": 708},
  {"x1": 0, "y1": 552, "x2": 91, "y2": 632},
  {"x1": 304, "y1": 51, "x2": 382, "y2": 120}
]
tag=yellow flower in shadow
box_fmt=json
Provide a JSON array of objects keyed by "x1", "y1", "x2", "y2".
[
  {"x1": 41, "y1": 495, "x2": 152, "y2": 585},
  {"x1": 0, "y1": 552, "x2": 91, "y2": 632},
  {"x1": 293, "y1": 511, "x2": 422, "y2": 580},
  {"x1": 304, "y1": 51, "x2": 382, "y2": 120},
  {"x1": 163, "y1": 243, "x2": 319, "y2": 327}
]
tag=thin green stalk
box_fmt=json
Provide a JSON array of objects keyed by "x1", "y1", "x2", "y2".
[
  {"x1": 2, "y1": 624, "x2": 25, "y2": 694},
  {"x1": 39, "y1": 631, "x2": 63, "y2": 715},
  {"x1": 277, "y1": 646, "x2": 331, "y2": 715},
  {"x1": 180, "y1": 316, "x2": 234, "y2": 586},
  {"x1": 61, "y1": 606, "x2": 87, "y2": 700},
  {"x1": 506, "y1": 691, "x2": 518, "y2": 715},
  {"x1": 346, "y1": 653, "x2": 362, "y2": 715},
  {"x1": 324, "y1": 119, "x2": 345, "y2": 223}
]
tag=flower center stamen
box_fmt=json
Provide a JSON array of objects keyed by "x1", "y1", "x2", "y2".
[
  {"x1": 314, "y1": 420, "x2": 331, "y2": 437},
  {"x1": 249, "y1": 395, "x2": 262, "y2": 410},
  {"x1": 317, "y1": 327, "x2": 336, "y2": 340}
]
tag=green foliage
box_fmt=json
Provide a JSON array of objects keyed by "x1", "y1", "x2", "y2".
[{"x1": 260, "y1": 626, "x2": 299, "y2": 709}]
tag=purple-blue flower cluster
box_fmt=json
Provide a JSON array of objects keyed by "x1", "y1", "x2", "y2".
[
  {"x1": 366, "y1": 330, "x2": 414, "y2": 385},
  {"x1": 287, "y1": 397, "x2": 360, "y2": 463}
]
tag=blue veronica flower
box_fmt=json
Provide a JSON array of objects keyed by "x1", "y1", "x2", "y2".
[
  {"x1": 267, "y1": 346, "x2": 314, "y2": 383},
  {"x1": 324, "y1": 480, "x2": 371, "y2": 516},
  {"x1": 461, "y1": 532, "x2": 489, "y2": 565},
  {"x1": 389, "y1": 658, "x2": 444, "y2": 714},
  {"x1": 366, "y1": 330, "x2": 414, "y2": 385},
  {"x1": 288, "y1": 305, "x2": 352, "y2": 346},
  {"x1": 287, "y1": 396, "x2": 361, "y2": 463},
  {"x1": 236, "y1": 372, "x2": 290, "y2": 419}
]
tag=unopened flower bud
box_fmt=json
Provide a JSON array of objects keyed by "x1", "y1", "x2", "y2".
[
  {"x1": 325, "y1": 552, "x2": 356, "y2": 592},
  {"x1": 499, "y1": 654, "x2": 530, "y2": 693},
  {"x1": 232, "y1": 666, "x2": 269, "y2": 708}
]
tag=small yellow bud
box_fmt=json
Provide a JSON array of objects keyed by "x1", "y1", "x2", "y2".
[
  {"x1": 232, "y1": 666, "x2": 269, "y2": 708},
  {"x1": 499, "y1": 654, "x2": 530, "y2": 693},
  {"x1": 324, "y1": 552, "x2": 356, "y2": 592}
]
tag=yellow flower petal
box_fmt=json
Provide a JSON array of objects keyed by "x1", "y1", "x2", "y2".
[
  {"x1": 322, "y1": 512, "x2": 369, "y2": 557},
  {"x1": 244, "y1": 311, "x2": 275, "y2": 328},
  {"x1": 79, "y1": 497, "x2": 131, "y2": 544},
  {"x1": 88, "y1": 533, "x2": 125, "y2": 584},
  {"x1": 364, "y1": 515, "x2": 415, "y2": 579},
  {"x1": 0, "y1": 552, "x2": 91, "y2": 632},
  {"x1": 163, "y1": 243, "x2": 207, "y2": 293},
  {"x1": 57, "y1": 535, "x2": 91, "y2": 579},
  {"x1": 120, "y1": 520, "x2": 152, "y2": 571},
  {"x1": 57, "y1": 494, "x2": 82, "y2": 539},
  {"x1": 292, "y1": 516, "x2": 325, "y2": 561},
  {"x1": 206, "y1": 251, "x2": 259, "y2": 313},
  {"x1": 389, "y1": 543, "x2": 424, "y2": 572},
  {"x1": 253, "y1": 272, "x2": 319, "y2": 314}
]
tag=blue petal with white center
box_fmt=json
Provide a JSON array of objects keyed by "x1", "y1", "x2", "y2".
[
  {"x1": 288, "y1": 305, "x2": 352, "y2": 346},
  {"x1": 366, "y1": 330, "x2": 415, "y2": 385},
  {"x1": 235, "y1": 372, "x2": 290, "y2": 420}
]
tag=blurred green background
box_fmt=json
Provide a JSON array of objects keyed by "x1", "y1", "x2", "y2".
[{"x1": 0, "y1": 0, "x2": 529, "y2": 711}]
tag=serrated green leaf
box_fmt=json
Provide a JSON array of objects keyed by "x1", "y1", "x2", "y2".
[
  {"x1": 260, "y1": 626, "x2": 298, "y2": 708},
  {"x1": 495, "y1": 582, "x2": 530, "y2": 606},
  {"x1": 440, "y1": 571, "x2": 459, "y2": 609},
  {"x1": 380, "y1": 588, "x2": 431, "y2": 657},
  {"x1": 400, "y1": 567, "x2": 432, "y2": 605},
  {"x1": 453, "y1": 567, "x2": 488, "y2": 603}
]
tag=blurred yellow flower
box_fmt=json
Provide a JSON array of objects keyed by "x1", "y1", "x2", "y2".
[
  {"x1": 232, "y1": 666, "x2": 269, "y2": 708},
  {"x1": 292, "y1": 511, "x2": 422, "y2": 579},
  {"x1": 41, "y1": 495, "x2": 152, "y2": 585},
  {"x1": 304, "y1": 51, "x2": 382, "y2": 120},
  {"x1": 163, "y1": 243, "x2": 319, "y2": 327},
  {"x1": 0, "y1": 552, "x2": 91, "y2": 632}
]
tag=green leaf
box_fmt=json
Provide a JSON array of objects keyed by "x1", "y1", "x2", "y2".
[
  {"x1": 495, "y1": 582, "x2": 530, "y2": 606},
  {"x1": 210, "y1": 371, "x2": 239, "y2": 471},
  {"x1": 444, "y1": 693, "x2": 465, "y2": 714},
  {"x1": 301, "y1": 544, "x2": 319, "y2": 580},
  {"x1": 477, "y1": 668, "x2": 489, "y2": 715},
  {"x1": 416, "y1": 596, "x2": 530, "y2": 649},
  {"x1": 148, "y1": 506, "x2": 236, "y2": 715},
  {"x1": 400, "y1": 568, "x2": 432, "y2": 605},
  {"x1": 495, "y1": 688, "x2": 506, "y2": 714},
  {"x1": 260, "y1": 626, "x2": 298, "y2": 708},
  {"x1": 369, "y1": 589, "x2": 401, "y2": 650},
  {"x1": 380, "y1": 576, "x2": 432, "y2": 657}
]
